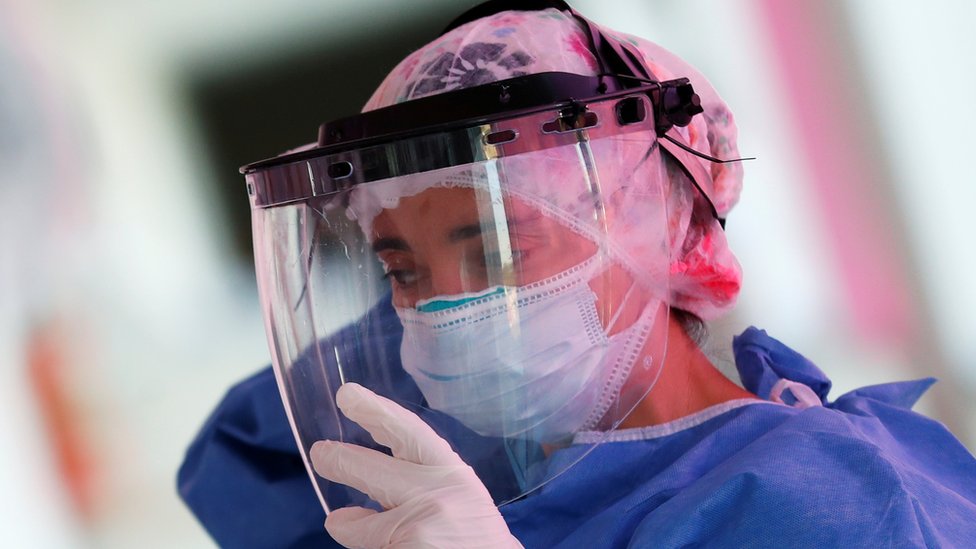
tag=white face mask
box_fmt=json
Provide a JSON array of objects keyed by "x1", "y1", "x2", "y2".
[{"x1": 395, "y1": 255, "x2": 654, "y2": 443}]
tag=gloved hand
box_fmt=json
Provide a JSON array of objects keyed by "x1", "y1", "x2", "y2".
[{"x1": 310, "y1": 383, "x2": 523, "y2": 549}]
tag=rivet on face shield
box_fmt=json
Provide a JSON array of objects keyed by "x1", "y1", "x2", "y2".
[{"x1": 499, "y1": 85, "x2": 511, "y2": 104}]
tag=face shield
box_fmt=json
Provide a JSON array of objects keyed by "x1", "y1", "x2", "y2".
[{"x1": 243, "y1": 73, "x2": 710, "y2": 511}]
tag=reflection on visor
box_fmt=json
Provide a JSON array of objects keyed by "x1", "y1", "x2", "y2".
[{"x1": 250, "y1": 135, "x2": 672, "y2": 512}]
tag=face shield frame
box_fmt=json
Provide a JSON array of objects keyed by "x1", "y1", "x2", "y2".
[{"x1": 242, "y1": 72, "x2": 719, "y2": 219}]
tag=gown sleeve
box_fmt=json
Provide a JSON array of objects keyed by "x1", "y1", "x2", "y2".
[
  {"x1": 176, "y1": 366, "x2": 337, "y2": 548},
  {"x1": 636, "y1": 403, "x2": 976, "y2": 547},
  {"x1": 626, "y1": 327, "x2": 976, "y2": 548}
]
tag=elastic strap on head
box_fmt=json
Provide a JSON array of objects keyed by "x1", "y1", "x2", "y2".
[
  {"x1": 441, "y1": 0, "x2": 574, "y2": 35},
  {"x1": 568, "y1": 11, "x2": 655, "y2": 83},
  {"x1": 441, "y1": 0, "x2": 658, "y2": 87},
  {"x1": 659, "y1": 130, "x2": 727, "y2": 228}
]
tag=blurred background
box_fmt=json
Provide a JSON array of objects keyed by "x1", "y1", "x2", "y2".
[{"x1": 1, "y1": 0, "x2": 974, "y2": 546}]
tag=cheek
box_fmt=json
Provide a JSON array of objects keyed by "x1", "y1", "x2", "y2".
[
  {"x1": 526, "y1": 224, "x2": 597, "y2": 278},
  {"x1": 556, "y1": 233, "x2": 597, "y2": 262}
]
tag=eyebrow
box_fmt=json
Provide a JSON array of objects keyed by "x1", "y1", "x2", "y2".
[
  {"x1": 372, "y1": 223, "x2": 484, "y2": 254},
  {"x1": 448, "y1": 223, "x2": 483, "y2": 243}
]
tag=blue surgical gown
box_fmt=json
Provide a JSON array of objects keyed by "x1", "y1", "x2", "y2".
[{"x1": 178, "y1": 326, "x2": 976, "y2": 547}]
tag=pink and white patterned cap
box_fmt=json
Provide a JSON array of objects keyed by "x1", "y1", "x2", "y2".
[{"x1": 358, "y1": 7, "x2": 743, "y2": 320}]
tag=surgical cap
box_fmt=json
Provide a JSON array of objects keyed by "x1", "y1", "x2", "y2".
[{"x1": 360, "y1": 7, "x2": 743, "y2": 320}]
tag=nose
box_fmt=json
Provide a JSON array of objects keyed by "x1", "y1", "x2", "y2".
[
  {"x1": 426, "y1": 259, "x2": 473, "y2": 300},
  {"x1": 406, "y1": 257, "x2": 489, "y2": 307}
]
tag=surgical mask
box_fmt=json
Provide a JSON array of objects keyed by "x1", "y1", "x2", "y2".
[{"x1": 395, "y1": 255, "x2": 654, "y2": 443}]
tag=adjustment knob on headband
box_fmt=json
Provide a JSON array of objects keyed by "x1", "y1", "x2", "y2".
[{"x1": 662, "y1": 80, "x2": 704, "y2": 130}]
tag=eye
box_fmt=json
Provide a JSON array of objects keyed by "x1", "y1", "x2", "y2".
[{"x1": 383, "y1": 268, "x2": 419, "y2": 287}]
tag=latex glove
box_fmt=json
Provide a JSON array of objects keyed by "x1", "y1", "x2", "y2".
[{"x1": 310, "y1": 383, "x2": 523, "y2": 549}]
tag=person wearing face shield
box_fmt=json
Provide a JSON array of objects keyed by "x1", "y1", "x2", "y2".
[{"x1": 177, "y1": 1, "x2": 976, "y2": 547}]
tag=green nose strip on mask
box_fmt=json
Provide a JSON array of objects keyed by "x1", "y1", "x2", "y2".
[{"x1": 415, "y1": 286, "x2": 508, "y2": 313}]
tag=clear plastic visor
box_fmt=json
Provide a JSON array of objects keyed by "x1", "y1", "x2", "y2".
[{"x1": 250, "y1": 132, "x2": 672, "y2": 511}]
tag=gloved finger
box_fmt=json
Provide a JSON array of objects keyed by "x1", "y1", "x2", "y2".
[
  {"x1": 336, "y1": 382, "x2": 459, "y2": 467},
  {"x1": 310, "y1": 440, "x2": 446, "y2": 509},
  {"x1": 325, "y1": 506, "x2": 388, "y2": 549},
  {"x1": 327, "y1": 501, "x2": 438, "y2": 549}
]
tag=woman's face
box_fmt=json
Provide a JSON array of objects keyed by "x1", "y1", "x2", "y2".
[{"x1": 370, "y1": 186, "x2": 648, "y2": 334}]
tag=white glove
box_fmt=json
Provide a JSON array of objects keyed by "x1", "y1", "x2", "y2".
[{"x1": 310, "y1": 383, "x2": 523, "y2": 549}]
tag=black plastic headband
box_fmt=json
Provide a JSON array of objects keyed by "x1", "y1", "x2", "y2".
[
  {"x1": 318, "y1": 72, "x2": 700, "y2": 148},
  {"x1": 240, "y1": 72, "x2": 700, "y2": 174}
]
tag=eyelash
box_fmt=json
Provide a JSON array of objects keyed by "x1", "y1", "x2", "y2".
[{"x1": 382, "y1": 269, "x2": 416, "y2": 287}]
